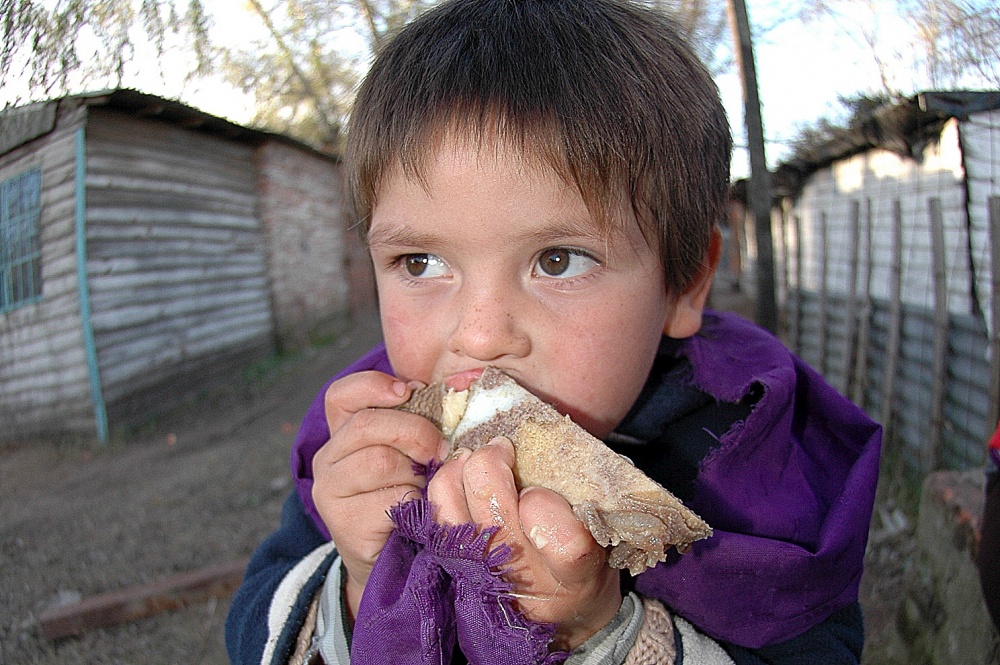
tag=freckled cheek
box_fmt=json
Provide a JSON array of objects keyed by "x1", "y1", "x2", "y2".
[
  {"x1": 559, "y1": 322, "x2": 658, "y2": 432},
  {"x1": 550, "y1": 349, "x2": 631, "y2": 435},
  {"x1": 379, "y1": 298, "x2": 442, "y2": 380}
]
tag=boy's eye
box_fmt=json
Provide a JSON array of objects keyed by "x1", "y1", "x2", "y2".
[
  {"x1": 535, "y1": 248, "x2": 598, "y2": 278},
  {"x1": 402, "y1": 253, "x2": 449, "y2": 278}
]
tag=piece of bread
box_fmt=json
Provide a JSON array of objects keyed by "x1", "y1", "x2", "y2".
[{"x1": 399, "y1": 367, "x2": 712, "y2": 574}]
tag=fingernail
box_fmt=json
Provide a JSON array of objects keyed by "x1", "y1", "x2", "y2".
[
  {"x1": 437, "y1": 438, "x2": 452, "y2": 460},
  {"x1": 449, "y1": 447, "x2": 471, "y2": 461},
  {"x1": 407, "y1": 380, "x2": 427, "y2": 390},
  {"x1": 529, "y1": 524, "x2": 550, "y2": 549},
  {"x1": 392, "y1": 381, "x2": 407, "y2": 397}
]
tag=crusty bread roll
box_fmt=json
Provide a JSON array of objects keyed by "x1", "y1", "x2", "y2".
[{"x1": 400, "y1": 367, "x2": 712, "y2": 574}]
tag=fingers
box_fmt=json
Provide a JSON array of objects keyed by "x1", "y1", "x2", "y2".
[
  {"x1": 323, "y1": 370, "x2": 448, "y2": 469},
  {"x1": 428, "y1": 439, "x2": 602, "y2": 574},
  {"x1": 313, "y1": 441, "x2": 429, "y2": 596},
  {"x1": 312, "y1": 369, "x2": 447, "y2": 602},
  {"x1": 518, "y1": 486, "x2": 606, "y2": 581},
  {"x1": 427, "y1": 448, "x2": 474, "y2": 525},
  {"x1": 428, "y1": 439, "x2": 520, "y2": 534},
  {"x1": 517, "y1": 486, "x2": 621, "y2": 649},
  {"x1": 319, "y1": 484, "x2": 420, "y2": 555},
  {"x1": 426, "y1": 437, "x2": 620, "y2": 650},
  {"x1": 324, "y1": 370, "x2": 413, "y2": 425},
  {"x1": 461, "y1": 439, "x2": 520, "y2": 536},
  {"x1": 314, "y1": 431, "x2": 436, "y2": 499}
]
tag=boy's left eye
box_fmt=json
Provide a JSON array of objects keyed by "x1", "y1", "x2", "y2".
[{"x1": 534, "y1": 248, "x2": 598, "y2": 278}]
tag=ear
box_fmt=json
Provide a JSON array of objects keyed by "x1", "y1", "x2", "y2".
[{"x1": 662, "y1": 227, "x2": 722, "y2": 339}]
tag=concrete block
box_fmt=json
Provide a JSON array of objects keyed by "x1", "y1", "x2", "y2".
[{"x1": 897, "y1": 470, "x2": 1000, "y2": 664}]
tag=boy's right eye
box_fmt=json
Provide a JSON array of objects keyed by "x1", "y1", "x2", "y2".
[{"x1": 402, "y1": 253, "x2": 449, "y2": 278}]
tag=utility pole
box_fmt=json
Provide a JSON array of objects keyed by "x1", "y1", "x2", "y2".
[{"x1": 727, "y1": 0, "x2": 777, "y2": 332}]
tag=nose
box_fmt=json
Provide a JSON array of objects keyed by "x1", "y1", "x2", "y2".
[{"x1": 446, "y1": 283, "x2": 531, "y2": 362}]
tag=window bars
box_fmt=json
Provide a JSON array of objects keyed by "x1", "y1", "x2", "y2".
[{"x1": 0, "y1": 168, "x2": 43, "y2": 312}]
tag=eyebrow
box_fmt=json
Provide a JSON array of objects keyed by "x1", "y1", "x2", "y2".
[
  {"x1": 366, "y1": 216, "x2": 613, "y2": 251},
  {"x1": 524, "y1": 220, "x2": 609, "y2": 246},
  {"x1": 366, "y1": 224, "x2": 445, "y2": 250}
]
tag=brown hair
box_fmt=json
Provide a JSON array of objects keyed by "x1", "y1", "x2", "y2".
[{"x1": 345, "y1": 0, "x2": 732, "y2": 294}]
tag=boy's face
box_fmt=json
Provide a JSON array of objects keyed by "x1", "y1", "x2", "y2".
[{"x1": 368, "y1": 139, "x2": 697, "y2": 438}]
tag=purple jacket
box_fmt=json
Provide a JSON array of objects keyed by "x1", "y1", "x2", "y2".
[{"x1": 286, "y1": 311, "x2": 881, "y2": 660}]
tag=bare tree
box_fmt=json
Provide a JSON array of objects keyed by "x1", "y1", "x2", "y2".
[
  {"x1": 646, "y1": 0, "x2": 732, "y2": 75},
  {"x1": 797, "y1": 0, "x2": 1000, "y2": 92},
  {"x1": 226, "y1": 0, "x2": 736, "y2": 148},
  {"x1": 351, "y1": 0, "x2": 434, "y2": 50},
  {"x1": 1, "y1": 0, "x2": 435, "y2": 148},
  {"x1": 1, "y1": 0, "x2": 212, "y2": 105},
  {"x1": 222, "y1": 0, "x2": 358, "y2": 150},
  {"x1": 907, "y1": 0, "x2": 1000, "y2": 88},
  {"x1": 223, "y1": 0, "x2": 435, "y2": 149}
]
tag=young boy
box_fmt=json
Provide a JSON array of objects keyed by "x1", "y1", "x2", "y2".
[{"x1": 226, "y1": 1, "x2": 882, "y2": 663}]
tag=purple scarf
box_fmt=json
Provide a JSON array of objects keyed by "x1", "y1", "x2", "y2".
[{"x1": 291, "y1": 311, "x2": 882, "y2": 656}]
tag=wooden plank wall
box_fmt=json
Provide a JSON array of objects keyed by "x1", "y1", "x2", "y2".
[
  {"x1": 0, "y1": 104, "x2": 96, "y2": 440},
  {"x1": 84, "y1": 108, "x2": 274, "y2": 424}
]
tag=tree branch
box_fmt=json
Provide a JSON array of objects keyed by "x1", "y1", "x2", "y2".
[{"x1": 245, "y1": 0, "x2": 340, "y2": 143}]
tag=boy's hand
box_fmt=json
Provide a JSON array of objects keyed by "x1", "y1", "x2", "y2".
[
  {"x1": 311, "y1": 371, "x2": 447, "y2": 622},
  {"x1": 428, "y1": 437, "x2": 622, "y2": 651}
]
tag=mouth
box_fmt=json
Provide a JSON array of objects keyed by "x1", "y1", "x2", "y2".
[
  {"x1": 442, "y1": 368, "x2": 485, "y2": 392},
  {"x1": 443, "y1": 366, "x2": 549, "y2": 406}
]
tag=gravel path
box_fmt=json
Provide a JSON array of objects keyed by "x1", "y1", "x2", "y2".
[{"x1": 0, "y1": 311, "x2": 383, "y2": 665}]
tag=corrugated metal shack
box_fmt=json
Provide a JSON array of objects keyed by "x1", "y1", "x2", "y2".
[
  {"x1": 770, "y1": 90, "x2": 1000, "y2": 475},
  {"x1": 0, "y1": 90, "x2": 370, "y2": 443}
]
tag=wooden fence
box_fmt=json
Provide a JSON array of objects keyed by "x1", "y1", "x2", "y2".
[{"x1": 776, "y1": 195, "x2": 999, "y2": 476}]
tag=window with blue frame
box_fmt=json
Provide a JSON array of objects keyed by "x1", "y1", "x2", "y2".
[{"x1": 1, "y1": 168, "x2": 43, "y2": 312}]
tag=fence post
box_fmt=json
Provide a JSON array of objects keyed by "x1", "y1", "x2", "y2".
[
  {"x1": 776, "y1": 199, "x2": 790, "y2": 333},
  {"x1": 818, "y1": 210, "x2": 829, "y2": 375},
  {"x1": 927, "y1": 197, "x2": 948, "y2": 473},
  {"x1": 852, "y1": 198, "x2": 873, "y2": 409},
  {"x1": 843, "y1": 200, "x2": 861, "y2": 396},
  {"x1": 882, "y1": 199, "x2": 904, "y2": 444},
  {"x1": 989, "y1": 195, "x2": 1000, "y2": 452},
  {"x1": 792, "y1": 211, "x2": 803, "y2": 354}
]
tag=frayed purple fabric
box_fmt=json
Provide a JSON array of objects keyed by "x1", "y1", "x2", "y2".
[
  {"x1": 352, "y1": 497, "x2": 565, "y2": 665},
  {"x1": 634, "y1": 312, "x2": 881, "y2": 647}
]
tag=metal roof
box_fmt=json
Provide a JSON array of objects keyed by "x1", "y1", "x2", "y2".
[
  {"x1": 0, "y1": 88, "x2": 338, "y2": 161},
  {"x1": 772, "y1": 90, "x2": 1000, "y2": 198}
]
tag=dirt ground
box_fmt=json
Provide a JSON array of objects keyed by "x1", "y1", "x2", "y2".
[
  {"x1": 0, "y1": 300, "x2": 911, "y2": 665},
  {"x1": 0, "y1": 311, "x2": 384, "y2": 665}
]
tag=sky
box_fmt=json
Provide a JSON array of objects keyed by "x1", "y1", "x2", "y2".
[
  {"x1": 170, "y1": 0, "x2": 924, "y2": 178},
  {"x1": 716, "y1": 1, "x2": 916, "y2": 176},
  {"x1": 6, "y1": 0, "x2": 991, "y2": 179}
]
